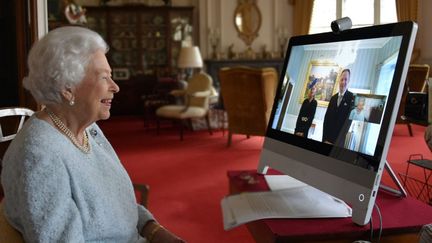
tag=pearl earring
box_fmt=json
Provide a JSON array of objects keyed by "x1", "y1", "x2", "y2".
[{"x1": 69, "y1": 99, "x2": 75, "y2": 106}]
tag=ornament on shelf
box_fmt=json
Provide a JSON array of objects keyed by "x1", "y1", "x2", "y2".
[
  {"x1": 64, "y1": 1, "x2": 87, "y2": 25},
  {"x1": 209, "y1": 28, "x2": 220, "y2": 59},
  {"x1": 278, "y1": 27, "x2": 289, "y2": 58},
  {"x1": 227, "y1": 44, "x2": 237, "y2": 59}
]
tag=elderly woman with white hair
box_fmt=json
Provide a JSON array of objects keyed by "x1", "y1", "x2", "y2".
[{"x1": 1, "y1": 26, "x2": 184, "y2": 243}]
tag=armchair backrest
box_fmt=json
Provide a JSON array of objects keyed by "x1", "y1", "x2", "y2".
[
  {"x1": 397, "y1": 64, "x2": 430, "y2": 123},
  {"x1": 406, "y1": 64, "x2": 430, "y2": 92},
  {"x1": 186, "y1": 72, "x2": 213, "y2": 108},
  {"x1": 0, "y1": 107, "x2": 34, "y2": 199},
  {"x1": 0, "y1": 107, "x2": 35, "y2": 143},
  {"x1": 219, "y1": 66, "x2": 278, "y2": 136}
]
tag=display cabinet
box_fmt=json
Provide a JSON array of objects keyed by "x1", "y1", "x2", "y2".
[
  {"x1": 85, "y1": 5, "x2": 194, "y2": 77},
  {"x1": 82, "y1": 6, "x2": 196, "y2": 115}
]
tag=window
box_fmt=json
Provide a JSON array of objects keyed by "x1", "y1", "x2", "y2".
[{"x1": 309, "y1": 0, "x2": 397, "y2": 34}]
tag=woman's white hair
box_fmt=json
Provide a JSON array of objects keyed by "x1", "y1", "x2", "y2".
[{"x1": 23, "y1": 26, "x2": 108, "y2": 104}]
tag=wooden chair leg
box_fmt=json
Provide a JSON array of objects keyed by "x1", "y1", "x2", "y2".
[
  {"x1": 407, "y1": 122, "x2": 413, "y2": 136},
  {"x1": 246, "y1": 134, "x2": 250, "y2": 139},
  {"x1": 220, "y1": 110, "x2": 225, "y2": 136},
  {"x1": 205, "y1": 114, "x2": 213, "y2": 135},
  {"x1": 227, "y1": 131, "x2": 232, "y2": 147},
  {"x1": 187, "y1": 119, "x2": 193, "y2": 131},
  {"x1": 133, "y1": 183, "x2": 150, "y2": 207}
]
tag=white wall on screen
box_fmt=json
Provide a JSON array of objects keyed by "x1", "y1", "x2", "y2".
[{"x1": 282, "y1": 37, "x2": 402, "y2": 134}]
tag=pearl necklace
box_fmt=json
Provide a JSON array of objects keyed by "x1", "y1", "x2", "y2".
[{"x1": 46, "y1": 109, "x2": 91, "y2": 154}]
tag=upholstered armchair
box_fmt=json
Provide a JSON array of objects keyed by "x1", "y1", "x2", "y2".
[
  {"x1": 0, "y1": 107, "x2": 33, "y2": 243},
  {"x1": 156, "y1": 72, "x2": 214, "y2": 140},
  {"x1": 0, "y1": 107, "x2": 34, "y2": 198},
  {"x1": 219, "y1": 66, "x2": 278, "y2": 146},
  {"x1": 399, "y1": 64, "x2": 430, "y2": 136}
]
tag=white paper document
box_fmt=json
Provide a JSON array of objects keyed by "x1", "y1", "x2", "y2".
[
  {"x1": 221, "y1": 185, "x2": 352, "y2": 230},
  {"x1": 264, "y1": 175, "x2": 308, "y2": 191}
]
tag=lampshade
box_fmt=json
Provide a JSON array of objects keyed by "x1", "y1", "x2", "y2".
[{"x1": 177, "y1": 46, "x2": 203, "y2": 68}]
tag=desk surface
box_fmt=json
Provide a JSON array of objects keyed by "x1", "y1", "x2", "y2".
[{"x1": 227, "y1": 170, "x2": 432, "y2": 243}]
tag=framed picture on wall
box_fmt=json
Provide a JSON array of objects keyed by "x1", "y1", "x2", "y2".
[
  {"x1": 113, "y1": 68, "x2": 130, "y2": 81},
  {"x1": 301, "y1": 61, "x2": 340, "y2": 107}
]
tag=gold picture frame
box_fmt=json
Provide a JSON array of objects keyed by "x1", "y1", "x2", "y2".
[
  {"x1": 300, "y1": 61, "x2": 341, "y2": 107},
  {"x1": 113, "y1": 68, "x2": 130, "y2": 81}
]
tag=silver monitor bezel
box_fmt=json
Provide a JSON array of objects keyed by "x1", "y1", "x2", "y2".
[{"x1": 258, "y1": 21, "x2": 418, "y2": 225}]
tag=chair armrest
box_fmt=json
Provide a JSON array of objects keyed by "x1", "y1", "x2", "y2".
[
  {"x1": 170, "y1": 89, "x2": 187, "y2": 96},
  {"x1": 189, "y1": 90, "x2": 211, "y2": 98},
  {"x1": 0, "y1": 202, "x2": 24, "y2": 242},
  {"x1": 133, "y1": 183, "x2": 150, "y2": 207},
  {"x1": 180, "y1": 90, "x2": 212, "y2": 113}
]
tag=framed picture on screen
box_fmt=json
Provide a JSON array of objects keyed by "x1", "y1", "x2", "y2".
[{"x1": 301, "y1": 61, "x2": 340, "y2": 107}]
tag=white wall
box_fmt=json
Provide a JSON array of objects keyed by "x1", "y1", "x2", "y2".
[
  {"x1": 69, "y1": 0, "x2": 432, "y2": 67},
  {"x1": 199, "y1": 0, "x2": 293, "y2": 59},
  {"x1": 75, "y1": 0, "x2": 293, "y2": 58},
  {"x1": 37, "y1": 0, "x2": 49, "y2": 39}
]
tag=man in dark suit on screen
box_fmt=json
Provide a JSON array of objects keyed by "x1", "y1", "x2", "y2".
[{"x1": 322, "y1": 68, "x2": 355, "y2": 146}]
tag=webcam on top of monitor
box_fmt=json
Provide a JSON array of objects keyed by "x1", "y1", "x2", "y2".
[{"x1": 331, "y1": 17, "x2": 353, "y2": 34}]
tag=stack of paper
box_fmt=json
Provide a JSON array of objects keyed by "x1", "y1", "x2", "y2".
[{"x1": 221, "y1": 175, "x2": 352, "y2": 230}]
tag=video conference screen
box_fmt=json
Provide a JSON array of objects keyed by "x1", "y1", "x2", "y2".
[{"x1": 271, "y1": 36, "x2": 403, "y2": 158}]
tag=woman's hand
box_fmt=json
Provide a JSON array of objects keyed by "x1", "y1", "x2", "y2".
[
  {"x1": 142, "y1": 221, "x2": 186, "y2": 243},
  {"x1": 151, "y1": 226, "x2": 186, "y2": 243}
]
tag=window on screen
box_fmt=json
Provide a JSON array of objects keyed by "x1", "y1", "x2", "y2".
[{"x1": 309, "y1": 0, "x2": 398, "y2": 34}]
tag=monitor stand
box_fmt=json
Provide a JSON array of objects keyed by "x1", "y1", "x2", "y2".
[{"x1": 379, "y1": 161, "x2": 407, "y2": 197}]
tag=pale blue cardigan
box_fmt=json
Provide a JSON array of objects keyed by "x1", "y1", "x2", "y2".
[{"x1": 1, "y1": 115, "x2": 154, "y2": 242}]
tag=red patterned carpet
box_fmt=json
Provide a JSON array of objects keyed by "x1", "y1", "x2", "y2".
[{"x1": 99, "y1": 117, "x2": 430, "y2": 243}]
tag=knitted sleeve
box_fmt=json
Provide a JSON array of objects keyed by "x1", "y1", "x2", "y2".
[
  {"x1": 91, "y1": 123, "x2": 156, "y2": 234},
  {"x1": 2, "y1": 142, "x2": 85, "y2": 243}
]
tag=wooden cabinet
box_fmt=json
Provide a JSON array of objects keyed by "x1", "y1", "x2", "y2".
[
  {"x1": 109, "y1": 75, "x2": 154, "y2": 116},
  {"x1": 83, "y1": 6, "x2": 195, "y2": 115},
  {"x1": 86, "y1": 6, "x2": 194, "y2": 77}
]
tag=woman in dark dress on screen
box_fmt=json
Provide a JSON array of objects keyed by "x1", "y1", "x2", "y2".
[{"x1": 295, "y1": 79, "x2": 318, "y2": 137}]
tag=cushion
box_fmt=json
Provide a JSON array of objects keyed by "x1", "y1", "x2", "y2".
[{"x1": 156, "y1": 105, "x2": 207, "y2": 119}]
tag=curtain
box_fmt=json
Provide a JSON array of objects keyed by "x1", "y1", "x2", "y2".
[
  {"x1": 395, "y1": 0, "x2": 420, "y2": 62},
  {"x1": 395, "y1": 0, "x2": 418, "y2": 21},
  {"x1": 292, "y1": 0, "x2": 314, "y2": 36}
]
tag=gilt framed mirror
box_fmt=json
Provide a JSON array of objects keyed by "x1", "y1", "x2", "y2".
[{"x1": 234, "y1": 0, "x2": 262, "y2": 47}]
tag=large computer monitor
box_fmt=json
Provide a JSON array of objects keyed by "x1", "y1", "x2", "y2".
[{"x1": 258, "y1": 21, "x2": 417, "y2": 226}]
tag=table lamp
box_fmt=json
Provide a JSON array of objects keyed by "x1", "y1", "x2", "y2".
[{"x1": 177, "y1": 46, "x2": 203, "y2": 80}]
